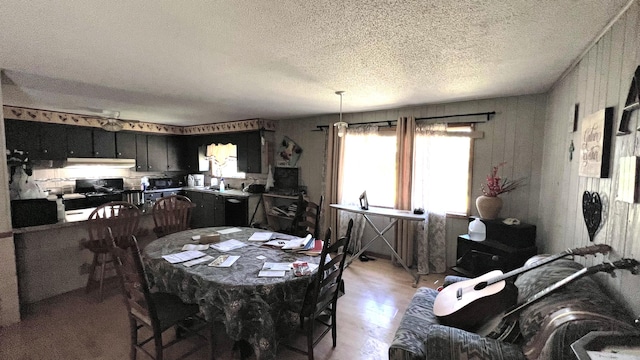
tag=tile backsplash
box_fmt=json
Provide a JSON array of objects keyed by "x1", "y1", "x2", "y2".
[
  {"x1": 29, "y1": 167, "x2": 159, "y2": 193},
  {"x1": 27, "y1": 167, "x2": 267, "y2": 194}
]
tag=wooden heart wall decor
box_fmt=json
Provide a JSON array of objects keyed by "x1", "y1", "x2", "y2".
[{"x1": 582, "y1": 191, "x2": 602, "y2": 242}]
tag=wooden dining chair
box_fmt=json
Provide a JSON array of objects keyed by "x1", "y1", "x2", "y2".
[
  {"x1": 106, "y1": 228, "x2": 215, "y2": 360},
  {"x1": 298, "y1": 195, "x2": 323, "y2": 240},
  {"x1": 285, "y1": 218, "x2": 353, "y2": 360},
  {"x1": 152, "y1": 195, "x2": 196, "y2": 238},
  {"x1": 84, "y1": 201, "x2": 142, "y2": 302}
]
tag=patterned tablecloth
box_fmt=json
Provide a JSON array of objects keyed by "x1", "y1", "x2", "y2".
[{"x1": 143, "y1": 227, "x2": 319, "y2": 360}]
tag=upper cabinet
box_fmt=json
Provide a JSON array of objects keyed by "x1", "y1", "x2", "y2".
[
  {"x1": 66, "y1": 126, "x2": 94, "y2": 158},
  {"x1": 92, "y1": 131, "x2": 116, "y2": 158},
  {"x1": 167, "y1": 136, "x2": 187, "y2": 171},
  {"x1": 39, "y1": 123, "x2": 67, "y2": 160},
  {"x1": 197, "y1": 130, "x2": 267, "y2": 174},
  {"x1": 5, "y1": 119, "x2": 67, "y2": 160},
  {"x1": 240, "y1": 131, "x2": 263, "y2": 173},
  {"x1": 4, "y1": 119, "x2": 272, "y2": 175},
  {"x1": 115, "y1": 132, "x2": 137, "y2": 159},
  {"x1": 146, "y1": 135, "x2": 168, "y2": 172}
]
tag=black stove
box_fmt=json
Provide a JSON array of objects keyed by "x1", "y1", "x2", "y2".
[{"x1": 65, "y1": 178, "x2": 125, "y2": 210}]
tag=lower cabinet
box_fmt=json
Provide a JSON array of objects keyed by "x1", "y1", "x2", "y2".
[{"x1": 187, "y1": 191, "x2": 225, "y2": 228}]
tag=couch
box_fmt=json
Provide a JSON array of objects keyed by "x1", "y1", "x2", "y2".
[{"x1": 389, "y1": 258, "x2": 638, "y2": 360}]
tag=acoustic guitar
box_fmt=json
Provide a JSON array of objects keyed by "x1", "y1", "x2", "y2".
[
  {"x1": 433, "y1": 244, "x2": 611, "y2": 331},
  {"x1": 476, "y1": 258, "x2": 640, "y2": 342}
]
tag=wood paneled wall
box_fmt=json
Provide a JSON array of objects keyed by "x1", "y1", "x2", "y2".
[
  {"x1": 276, "y1": 93, "x2": 546, "y2": 267},
  {"x1": 540, "y1": 3, "x2": 640, "y2": 316}
]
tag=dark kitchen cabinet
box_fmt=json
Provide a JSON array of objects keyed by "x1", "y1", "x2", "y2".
[
  {"x1": 147, "y1": 135, "x2": 168, "y2": 172},
  {"x1": 66, "y1": 126, "x2": 94, "y2": 158},
  {"x1": 184, "y1": 137, "x2": 200, "y2": 172},
  {"x1": 92, "y1": 130, "x2": 116, "y2": 158},
  {"x1": 38, "y1": 123, "x2": 67, "y2": 160},
  {"x1": 115, "y1": 132, "x2": 137, "y2": 159},
  {"x1": 5, "y1": 119, "x2": 39, "y2": 159},
  {"x1": 186, "y1": 191, "x2": 226, "y2": 228},
  {"x1": 188, "y1": 191, "x2": 206, "y2": 228},
  {"x1": 167, "y1": 136, "x2": 187, "y2": 171},
  {"x1": 135, "y1": 134, "x2": 148, "y2": 171},
  {"x1": 240, "y1": 131, "x2": 262, "y2": 173},
  {"x1": 213, "y1": 193, "x2": 225, "y2": 226}
]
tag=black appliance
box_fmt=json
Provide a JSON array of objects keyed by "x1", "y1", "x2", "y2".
[
  {"x1": 65, "y1": 178, "x2": 125, "y2": 210},
  {"x1": 11, "y1": 199, "x2": 58, "y2": 227},
  {"x1": 272, "y1": 167, "x2": 299, "y2": 195},
  {"x1": 147, "y1": 177, "x2": 177, "y2": 190},
  {"x1": 225, "y1": 196, "x2": 249, "y2": 226}
]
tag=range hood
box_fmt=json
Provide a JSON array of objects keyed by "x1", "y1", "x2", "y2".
[{"x1": 64, "y1": 158, "x2": 136, "y2": 169}]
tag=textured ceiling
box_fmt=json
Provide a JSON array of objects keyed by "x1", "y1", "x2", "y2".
[{"x1": 0, "y1": 0, "x2": 631, "y2": 125}]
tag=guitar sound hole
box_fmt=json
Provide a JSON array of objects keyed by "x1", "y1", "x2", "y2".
[{"x1": 474, "y1": 282, "x2": 488, "y2": 291}]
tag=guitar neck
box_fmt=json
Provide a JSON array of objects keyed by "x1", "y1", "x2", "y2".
[
  {"x1": 505, "y1": 267, "x2": 588, "y2": 317},
  {"x1": 487, "y1": 251, "x2": 569, "y2": 286}
]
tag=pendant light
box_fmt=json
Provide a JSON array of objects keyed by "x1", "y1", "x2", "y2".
[{"x1": 333, "y1": 91, "x2": 348, "y2": 137}]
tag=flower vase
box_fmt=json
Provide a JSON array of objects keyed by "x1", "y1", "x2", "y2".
[{"x1": 476, "y1": 195, "x2": 503, "y2": 220}]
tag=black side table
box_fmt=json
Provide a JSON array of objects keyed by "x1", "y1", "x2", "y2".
[{"x1": 453, "y1": 218, "x2": 537, "y2": 277}]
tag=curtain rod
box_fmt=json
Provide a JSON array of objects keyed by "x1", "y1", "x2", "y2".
[{"x1": 314, "y1": 111, "x2": 495, "y2": 131}]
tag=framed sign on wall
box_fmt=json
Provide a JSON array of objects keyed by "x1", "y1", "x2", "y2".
[{"x1": 579, "y1": 107, "x2": 614, "y2": 178}]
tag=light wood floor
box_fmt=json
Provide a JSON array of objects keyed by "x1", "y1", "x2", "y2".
[{"x1": 0, "y1": 257, "x2": 446, "y2": 360}]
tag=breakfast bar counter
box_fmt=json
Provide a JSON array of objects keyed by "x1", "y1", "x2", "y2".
[{"x1": 12, "y1": 211, "x2": 156, "y2": 308}]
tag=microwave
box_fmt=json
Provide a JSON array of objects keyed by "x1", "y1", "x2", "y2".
[{"x1": 147, "y1": 178, "x2": 176, "y2": 190}]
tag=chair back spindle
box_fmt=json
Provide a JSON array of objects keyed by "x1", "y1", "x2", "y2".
[{"x1": 152, "y1": 195, "x2": 196, "y2": 238}]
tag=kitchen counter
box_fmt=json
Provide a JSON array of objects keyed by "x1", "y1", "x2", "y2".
[
  {"x1": 12, "y1": 209, "x2": 156, "y2": 306},
  {"x1": 12, "y1": 187, "x2": 260, "y2": 234},
  {"x1": 181, "y1": 186, "x2": 258, "y2": 197}
]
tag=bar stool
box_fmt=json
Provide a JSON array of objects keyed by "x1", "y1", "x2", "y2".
[{"x1": 84, "y1": 201, "x2": 141, "y2": 301}]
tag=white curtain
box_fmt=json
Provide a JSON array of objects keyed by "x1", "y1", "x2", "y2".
[
  {"x1": 338, "y1": 125, "x2": 388, "y2": 254},
  {"x1": 412, "y1": 123, "x2": 465, "y2": 274}
]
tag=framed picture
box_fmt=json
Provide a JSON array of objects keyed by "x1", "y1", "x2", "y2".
[
  {"x1": 276, "y1": 136, "x2": 303, "y2": 167},
  {"x1": 359, "y1": 191, "x2": 369, "y2": 210},
  {"x1": 579, "y1": 107, "x2": 614, "y2": 178},
  {"x1": 569, "y1": 103, "x2": 579, "y2": 133}
]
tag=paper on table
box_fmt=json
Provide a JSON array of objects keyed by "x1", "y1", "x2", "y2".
[
  {"x1": 281, "y1": 234, "x2": 314, "y2": 250},
  {"x1": 217, "y1": 227, "x2": 242, "y2": 234},
  {"x1": 248, "y1": 232, "x2": 274, "y2": 241},
  {"x1": 182, "y1": 244, "x2": 210, "y2": 251},
  {"x1": 271, "y1": 234, "x2": 300, "y2": 240},
  {"x1": 209, "y1": 255, "x2": 240, "y2": 267},
  {"x1": 262, "y1": 262, "x2": 292, "y2": 271},
  {"x1": 162, "y1": 250, "x2": 207, "y2": 264},
  {"x1": 263, "y1": 239, "x2": 287, "y2": 247},
  {"x1": 183, "y1": 255, "x2": 215, "y2": 267},
  {"x1": 258, "y1": 270, "x2": 286, "y2": 277},
  {"x1": 211, "y1": 239, "x2": 247, "y2": 252}
]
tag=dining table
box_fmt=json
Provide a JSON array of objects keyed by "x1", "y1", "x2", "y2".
[{"x1": 142, "y1": 226, "x2": 320, "y2": 360}]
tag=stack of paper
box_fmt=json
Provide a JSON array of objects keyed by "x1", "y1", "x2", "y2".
[
  {"x1": 282, "y1": 234, "x2": 314, "y2": 250},
  {"x1": 211, "y1": 239, "x2": 247, "y2": 252},
  {"x1": 183, "y1": 255, "x2": 215, "y2": 267},
  {"x1": 299, "y1": 240, "x2": 324, "y2": 255},
  {"x1": 208, "y1": 255, "x2": 240, "y2": 267},
  {"x1": 162, "y1": 250, "x2": 207, "y2": 264},
  {"x1": 248, "y1": 232, "x2": 274, "y2": 241},
  {"x1": 258, "y1": 262, "x2": 291, "y2": 277},
  {"x1": 182, "y1": 244, "x2": 210, "y2": 251}
]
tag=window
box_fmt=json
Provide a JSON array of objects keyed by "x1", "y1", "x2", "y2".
[
  {"x1": 206, "y1": 143, "x2": 246, "y2": 179},
  {"x1": 412, "y1": 124, "x2": 472, "y2": 214},
  {"x1": 339, "y1": 126, "x2": 396, "y2": 207},
  {"x1": 339, "y1": 122, "x2": 472, "y2": 214}
]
